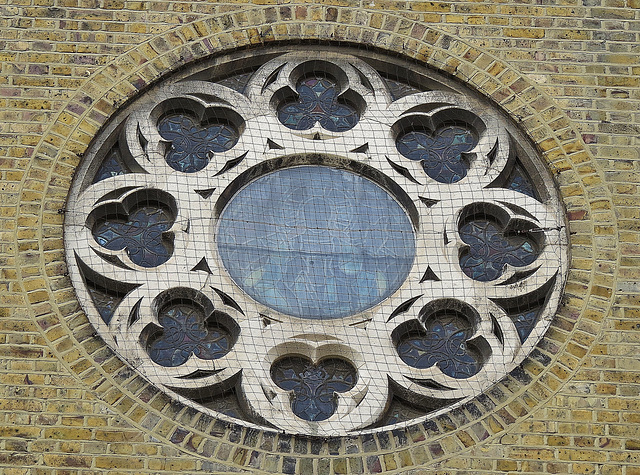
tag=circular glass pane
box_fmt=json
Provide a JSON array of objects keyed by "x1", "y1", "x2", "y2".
[{"x1": 217, "y1": 165, "x2": 416, "y2": 319}]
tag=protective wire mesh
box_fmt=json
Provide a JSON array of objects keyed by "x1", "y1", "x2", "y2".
[
  {"x1": 217, "y1": 166, "x2": 415, "y2": 319},
  {"x1": 64, "y1": 47, "x2": 567, "y2": 434}
]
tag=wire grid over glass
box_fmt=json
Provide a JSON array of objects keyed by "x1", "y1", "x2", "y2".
[{"x1": 64, "y1": 47, "x2": 568, "y2": 436}]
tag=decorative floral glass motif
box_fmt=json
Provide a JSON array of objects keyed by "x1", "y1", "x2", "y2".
[
  {"x1": 271, "y1": 357, "x2": 357, "y2": 421},
  {"x1": 396, "y1": 125, "x2": 477, "y2": 183},
  {"x1": 396, "y1": 314, "x2": 481, "y2": 378},
  {"x1": 277, "y1": 76, "x2": 359, "y2": 132},
  {"x1": 65, "y1": 50, "x2": 567, "y2": 436},
  {"x1": 148, "y1": 303, "x2": 232, "y2": 367},
  {"x1": 92, "y1": 206, "x2": 174, "y2": 268},
  {"x1": 158, "y1": 114, "x2": 239, "y2": 173},
  {"x1": 458, "y1": 219, "x2": 539, "y2": 282}
]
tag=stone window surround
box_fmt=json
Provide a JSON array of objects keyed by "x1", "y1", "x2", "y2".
[{"x1": 64, "y1": 47, "x2": 568, "y2": 437}]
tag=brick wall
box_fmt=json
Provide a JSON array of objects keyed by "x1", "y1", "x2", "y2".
[{"x1": 0, "y1": 2, "x2": 639, "y2": 473}]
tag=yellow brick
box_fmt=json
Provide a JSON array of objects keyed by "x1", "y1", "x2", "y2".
[
  {"x1": 410, "y1": 2, "x2": 451, "y2": 12},
  {"x1": 497, "y1": 459, "x2": 518, "y2": 471},
  {"x1": 504, "y1": 28, "x2": 545, "y2": 38},
  {"x1": 44, "y1": 428, "x2": 92, "y2": 440},
  {"x1": 95, "y1": 456, "x2": 145, "y2": 469}
]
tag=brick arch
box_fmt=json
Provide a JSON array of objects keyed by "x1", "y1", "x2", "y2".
[{"x1": 20, "y1": 7, "x2": 612, "y2": 472}]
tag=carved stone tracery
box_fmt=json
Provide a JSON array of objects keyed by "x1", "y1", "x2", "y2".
[{"x1": 65, "y1": 49, "x2": 568, "y2": 436}]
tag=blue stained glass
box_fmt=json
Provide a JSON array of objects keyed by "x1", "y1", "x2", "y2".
[
  {"x1": 148, "y1": 304, "x2": 231, "y2": 367},
  {"x1": 93, "y1": 147, "x2": 127, "y2": 184},
  {"x1": 396, "y1": 125, "x2": 477, "y2": 183},
  {"x1": 271, "y1": 357, "x2": 357, "y2": 421},
  {"x1": 506, "y1": 161, "x2": 539, "y2": 199},
  {"x1": 217, "y1": 166, "x2": 415, "y2": 319},
  {"x1": 92, "y1": 206, "x2": 173, "y2": 268},
  {"x1": 158, "y1": 114, "x2": 239, "y2": 173},
  {"x1": 512, "y1": 309, "x2": 538, "y2": 342},
  {"x1": 459, "y1": 219, "x2": 539, "y2": 282},
  {"x1": 203, "y1": 391, "x2": 245, "y2": 420},
  {"x1": 380, "y1": 397, "x2": 427, "y2": 426},
  {"x1": 87, "y1": 285, "x2": 122, "y2": 324},
  {"x1": 277, "y1": 76, "x2": 359, "y2": 132},
  {"x1": 396, "y1": 315, "x2": 481, "y2": 379},
  {"x1": 383, "y1": 78, "x2": 421, "y2": 101},
  {"x1": 217, "y1": 72, "x2": 253, "y2": 94}
]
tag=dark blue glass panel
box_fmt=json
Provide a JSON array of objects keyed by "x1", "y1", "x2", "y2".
[
  {"x1": 217, "y1": 166, "x2": 415, "y2": 319},
  {"x1": 459, "y1": 219, "x2": 539, "y2": 282},
  {"x1": 512, "y1": 309, "x2": 539, "y2": 342},
  {"x1": 277, "y1": 76, "x2": 359, "y2": 132},
  {"x1": 506, "y1": 161, "x2": 539, "y2": 199},
  {"x1": 379, "y1": 397, "x2": 427, "y2": 426},
  {"x1": 396, "y1": 125, "x2": 477, "y2": 183},
  {"x1": 383, "y1": 78, "x2": 421, "y2": 101},
  {"x1": 204, "y1": 391, "x2": 245, "y2": 420},
  {"x1": 271, "y1": 357, "x2": 356, "y2": 421},
  {"x1": 92, "y1": 206, "x2": 173, "y2": 268},
  {"x1": 148, "y1": 304, "x2": 231, "y2": 367},
  {"x1": 158, "y1": 114, "x2": 239, "y2": 173},
  {"x1": 93, "y1": 147, "x2": 127, "y2": 184},
  {"x1": 87, "y1": 284, "x2": 123, "y2": 324},
  {"x1": 396, "y1": 315, "x2": 481, "y2": 379},
  {"x1": 77, "y1": 258, "x2": 138, "y2": 325},
  {"x1": 217, "y1": 72, "x2": 253, "y2": 94}
]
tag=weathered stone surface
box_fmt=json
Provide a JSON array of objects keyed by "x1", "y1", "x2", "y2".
[{"x1": 0, "y1": 1, "x2": 638, "y2": 473}]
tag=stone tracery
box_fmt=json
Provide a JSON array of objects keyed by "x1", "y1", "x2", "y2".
[{"x1": 65, "y1": 50, "x2": 567, "y2": 436}]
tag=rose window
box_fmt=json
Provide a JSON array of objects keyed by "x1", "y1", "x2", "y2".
[{"x1": 65, "y1": 49, "x2": 568, "y2": 436}]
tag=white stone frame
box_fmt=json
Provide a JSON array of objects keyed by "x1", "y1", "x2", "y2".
[{"x1": 64, "y1": 50, "x2": 568, "y2": 436}]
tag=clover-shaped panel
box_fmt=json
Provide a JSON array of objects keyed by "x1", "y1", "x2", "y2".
[
  {"x1": 396, "y1": 124, "x2": 477, "y2": 183},
  {"x1": 458, "y1": 204, "x2": 542, "y2": 282},
  {"x1": 147, "y1": 304, "x2": 232, "y2": 367},
  {"x1": 158, "y1": 111, "x2": 240, "y2": 173},
  {"x1": 271, "y1": 356, "x2": 357, "y2": 421},
  {"x1": 277, "y1": 74, "x2": 360, "y2": 132},
  {"x1": 143, "y1": 290, "x2": 239, "y2": 367},
  {"x1": 89, "y1": 189, "x2": 176, "y2": 268},
  {"x1": 394, "y1": 108, "x2": 483, "y2": 184},
  {"x1": 393, "y1": 304, "x2": 484, "y2": 379}
]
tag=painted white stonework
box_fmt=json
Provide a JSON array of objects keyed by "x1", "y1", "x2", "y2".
[{"x1": 65, "y1": 49, "x2": 568, "y2": 436}]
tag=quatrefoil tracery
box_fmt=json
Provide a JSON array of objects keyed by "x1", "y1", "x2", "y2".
[
  {"x1": 89, "y1": 188, "x2": 177, "y2": 269},
  {"x1": 396, "y1": 123, "x2": 478, "y2": 184},
  {"x1": 66, "y1": 51, "x2": 567, "y2": 436},
  {"x1": 271, "y1": 356, "x2": 358, "y2": 422},
  {"x1": 277, "y1": 75, "x2": 360, "y2": 132},
  {"x1": 147, "y1": 302, "x2": 233, "y2": 367},
  {"x1": 158, "y1": 113, "x2": 240, "y2": 173}
]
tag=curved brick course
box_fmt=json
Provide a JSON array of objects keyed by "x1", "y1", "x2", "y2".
[{"x1": 0, "y1": 3, "x2": 636, "y2": 474}]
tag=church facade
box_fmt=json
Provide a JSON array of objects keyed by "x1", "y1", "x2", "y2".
[{"x1": 1, "y1": 2, "x2": 639, "y2": 473}]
